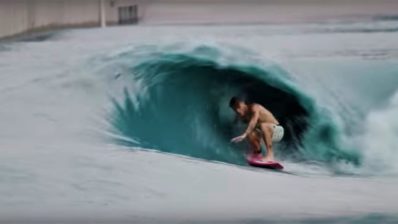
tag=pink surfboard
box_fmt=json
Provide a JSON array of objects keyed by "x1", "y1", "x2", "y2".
[{"x1": 247, "y1": 153, "x2": 284, "y2": 170}]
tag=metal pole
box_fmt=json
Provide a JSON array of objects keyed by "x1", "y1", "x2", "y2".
[{"x1": 100, "y1": 0, "x2": 106, "y2": 27}]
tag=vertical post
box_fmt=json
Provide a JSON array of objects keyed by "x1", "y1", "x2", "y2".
[{"x1": 100, "y1": 0, "x2": 106, "y2": 27}]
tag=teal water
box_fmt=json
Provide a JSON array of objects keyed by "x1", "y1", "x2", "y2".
[
  {"x1": 105, "y1": 45, "x2": 385, "y2": 170},
  {"x1": 18, "y1": 20, "x2": 384, "y2": 174}
]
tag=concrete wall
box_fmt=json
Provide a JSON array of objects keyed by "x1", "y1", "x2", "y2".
[
  {"x1": 0, "y1": 1, "x2": 29, "y2": 38},
  {"x1": 0, "y1": 0, "x2": 139, "y2": 39},
  {"x1": 2, "y1": 0, "x2": 398, "y2": 38},
  {"x1": 0, "y1": 0, "x2": 102, "y2": 38}
]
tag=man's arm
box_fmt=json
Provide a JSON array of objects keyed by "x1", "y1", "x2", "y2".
[
  {"x1": 243, "y1": 107, "x2": 259, "y2": 135},
  {"x1": 231, "y1": 106, "x2": 259, "y2": 143}
]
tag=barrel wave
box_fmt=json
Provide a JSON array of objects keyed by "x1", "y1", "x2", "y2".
[{"x1": 106, "y1": 45, "x2": 360, "y2": 167}]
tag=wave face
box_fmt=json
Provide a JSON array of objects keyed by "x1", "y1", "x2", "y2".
[{"x1": 107, "y1": 45, "x2": 360, "y2": 167}]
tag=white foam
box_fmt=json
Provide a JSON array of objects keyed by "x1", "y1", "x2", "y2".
[{"x1": 360, "y1": 91, "x2": 398, "y2": 174}]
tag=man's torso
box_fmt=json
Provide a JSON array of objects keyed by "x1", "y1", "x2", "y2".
[{"x1": 242, "y1": 104, "x2": 279, "y2": 125}]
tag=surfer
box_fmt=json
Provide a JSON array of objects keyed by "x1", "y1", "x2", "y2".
[{"x1": 229, "y1": 97, "x2": 284, "y2": 162}]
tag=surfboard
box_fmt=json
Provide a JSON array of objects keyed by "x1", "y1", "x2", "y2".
[{"x1": 247, "y1": 153, "x2": 284, "y2": 170}]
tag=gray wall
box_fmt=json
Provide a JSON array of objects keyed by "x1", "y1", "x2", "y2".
[
  {"x1": 0, "y1": 0, "x2": 140, "y2": 39},
  {"x1": 0, "y1": 0, "x2": 104, "y2": 38},
  {"x1": 1, "y1": 0, "x2": 398, "y2": 38}
]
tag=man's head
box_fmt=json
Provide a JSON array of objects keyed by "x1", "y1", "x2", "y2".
[{"x1": 229, "y1": 96, "x2": 248, "y2": 117}]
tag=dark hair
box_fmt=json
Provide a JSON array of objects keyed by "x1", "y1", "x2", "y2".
[{"x1": 229, "y1": 96, "x2": 241, "y2": 108}]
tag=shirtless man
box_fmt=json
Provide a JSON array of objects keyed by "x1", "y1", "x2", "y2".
[{"x1": 229, "y1": 97, "x2": 284, "y2": 162}]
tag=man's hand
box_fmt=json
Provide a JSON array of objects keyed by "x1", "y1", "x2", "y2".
[{"x1": 231, "y1": 133, "x2": 247, "y2": 143}]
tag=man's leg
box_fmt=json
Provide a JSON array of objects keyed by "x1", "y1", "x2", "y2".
[
  {"x1": 260, "y1": 123, "x2": 275, "y2": 161},
  {"x1": 247, "y1": 131, "x2": 261, "y2": 154}
]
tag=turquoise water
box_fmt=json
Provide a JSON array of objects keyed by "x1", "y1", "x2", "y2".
[{"x1": 98, "y1": 23, "x2": 398, "y2": 174}]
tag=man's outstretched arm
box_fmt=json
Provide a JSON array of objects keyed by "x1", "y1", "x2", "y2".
[
  {"x1": 243, "y1": 109, "x2": 259, "y2": 136},
  {"x1": 231, "y1": 107, "x2": 259, "y2": 143}
]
